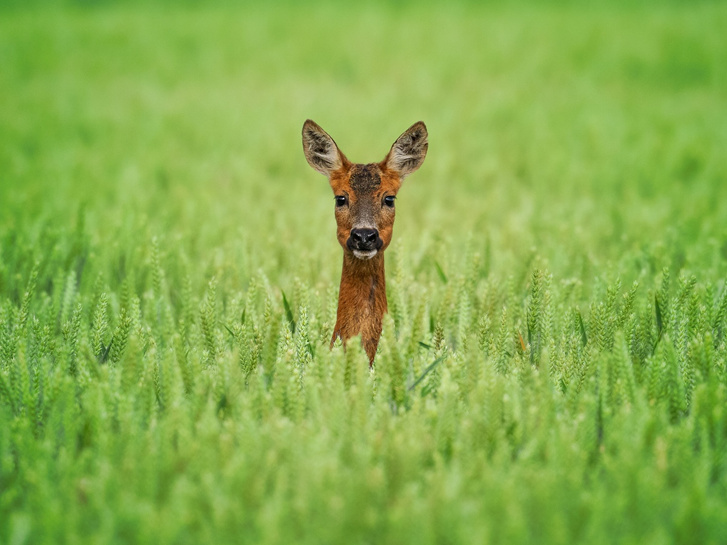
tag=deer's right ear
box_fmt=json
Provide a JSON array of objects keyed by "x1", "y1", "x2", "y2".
[{"x1": 302, "y1": 120, "x2": 346, "y2": 176}]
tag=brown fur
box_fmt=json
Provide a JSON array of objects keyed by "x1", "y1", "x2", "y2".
[
  {"x1": 331, "y1": 252, "x2": 388, "y2": 362},
  {"x1": 302, "y1": 120, "x2": 427, "y2": 366}
]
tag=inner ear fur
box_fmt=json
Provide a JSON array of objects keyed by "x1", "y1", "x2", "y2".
[
  {"x1": 302, "y1": 120, "x2": 349, "y2": 176},
  {"x1": 383, "y1": 121, "x2": 428, "y2": 178}
]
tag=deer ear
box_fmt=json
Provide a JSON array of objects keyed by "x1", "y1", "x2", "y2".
[
  {"x1": 302, "y1": 120, "x2": 347, "y2": 176},
  {"x1": 384, "y1": 121, "x2": 428, "y2": 178}
]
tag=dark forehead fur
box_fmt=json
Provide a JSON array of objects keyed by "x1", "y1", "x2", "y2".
[{"x1": 349, "y1": 164, "x2": 381, "y2": 194}]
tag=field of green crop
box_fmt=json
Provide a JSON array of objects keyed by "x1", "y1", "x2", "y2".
[{"x1": 2, "y1": 1, "x2": 727, "y2": 543}]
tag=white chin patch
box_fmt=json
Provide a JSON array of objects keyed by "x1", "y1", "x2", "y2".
[{"x1": 353, "y1": 249, "x2": 378, "y2": 260}]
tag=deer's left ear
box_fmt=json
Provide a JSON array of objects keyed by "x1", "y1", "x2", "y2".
[{"x1": 383, "y1": 121, "x2": 428, "y2": 178}]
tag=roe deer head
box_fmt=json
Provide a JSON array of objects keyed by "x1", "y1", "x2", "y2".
[{"x1": 302, "y1": 120, "x2": 428, "y2": 365}]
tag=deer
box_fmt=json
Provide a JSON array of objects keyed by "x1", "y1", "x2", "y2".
[{"x1": 302, "y1": 120, "x2": 428, "y2": 366}]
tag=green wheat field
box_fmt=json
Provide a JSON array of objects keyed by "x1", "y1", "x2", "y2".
[{"x1": 1, "y1": 1, "x2": 727, "y2": 543}]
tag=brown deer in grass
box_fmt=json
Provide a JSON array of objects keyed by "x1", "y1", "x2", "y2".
[{"x1": 302, "y1": 120, "x2": 428, "y2": 366}]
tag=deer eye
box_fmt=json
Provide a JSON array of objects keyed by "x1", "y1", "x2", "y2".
[
  {"x1": 383, "y1": 196, "x2": 396, "y2": 208},
  {"x1": 335, "y1": 195, "x2": 347, "y2": 207}
]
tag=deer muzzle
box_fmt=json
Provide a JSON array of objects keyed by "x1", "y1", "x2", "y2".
[{"x1": 348, "y1": 228, "x2": 383, "y2": 258}]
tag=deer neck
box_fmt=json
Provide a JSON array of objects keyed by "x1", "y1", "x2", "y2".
[{"x1": 332, "y1": 251, "x2": 388, "y2": 365}]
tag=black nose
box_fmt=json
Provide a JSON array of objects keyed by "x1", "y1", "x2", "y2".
[{"x1": 350, "y1": 228, "x2": 379, "y2": 248}]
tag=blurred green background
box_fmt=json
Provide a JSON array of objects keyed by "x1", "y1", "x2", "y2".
[
  {"x1": 3, "y1": 0, "x2": 726, "y2": 289},
  {"x1": 2, "y1": 1, "x2": 727, "y2": 543}
]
